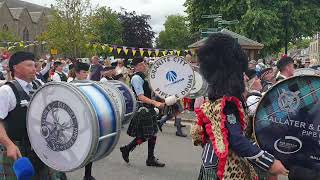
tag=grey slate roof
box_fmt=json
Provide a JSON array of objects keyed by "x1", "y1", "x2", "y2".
[{"x1": 188, "y1": 29, "x2": 264, "y2": 50}]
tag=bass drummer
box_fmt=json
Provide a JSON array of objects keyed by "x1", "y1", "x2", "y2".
[
  {"x1": 120, "y1": 57, "x2": 166, "y2": 167},
  {"x1": 71, "y1": 62, "x2": 96, "y2": 180},
  {"x1": 0, "y1": 52, "x2": 66, "y2": 179}
]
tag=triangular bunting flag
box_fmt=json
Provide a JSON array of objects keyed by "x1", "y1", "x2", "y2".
[
  {"x1": 162, "y1": 50, "x2": 167, "y2": 56},
  {"x1": 139, "y1": 48, "x2": 144, "y2": 56},
  {"x1": 109, "y1": 47, "x2": 114, "y2": 53},
  {"x1": 101, "y1": 45, "x2": 106, "y2": 51},
  {"x1": 169, "y1": 51, "x2": 174, "y2": 55},
  {"x1": 124, "y1": 49, "x2": 129, "y2": 55},
  {"x1": 155, "y1": 49, "x2": 160, "y2": 56},
  {"x1": 19, "y1": 42, "x2": 24, "y2": 47},
  {"x1": 177, "y1": 50, "x2": 181, "y2": 56},
  {"x1": 148, "y1": 50, "x2": 152, "y2": 57},
  {"x1": 185, "y1": 49, "x2": 189, "y2": 53},
  {"x1": 132, "y1": 49, "x2": 137, "y2": 56},
  {"x1": 117, "y1": 48, "x2": 122, "y2": 54},
  {"x1": 123, "y1": 46, "x2": 129, "y2": 55},
  {"x1": 173, "y1": 49, "x2": 177, "y2": 54}
]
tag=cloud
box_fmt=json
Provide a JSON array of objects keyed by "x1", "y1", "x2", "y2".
[{"x1": 24, "y1": 0, "x2": 187, "y2": 33}]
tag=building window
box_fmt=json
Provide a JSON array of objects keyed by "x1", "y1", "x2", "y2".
[
  {"x1": 23, "y1": 27, "x2": 29, "y2": 41},
  {"x1": 2, "y1": 24, "x2": 8, "y2": 31}
]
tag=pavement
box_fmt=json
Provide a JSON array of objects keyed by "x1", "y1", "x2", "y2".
[
  {"x1": 66, "y1": 113, "x2": 288, "y2": 180},
  {"x1": 66, "y1": 125, "x2": 201, "y2": 180}
]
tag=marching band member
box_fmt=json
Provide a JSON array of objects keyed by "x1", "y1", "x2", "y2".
[
  {"x1": 0, "y1": 52, "x2": 66, "y2": 179},
  {"x1": 52, "y1": 61, "x2": 68, "y2": 82},
  {"x1": 190, "y1": 34, "x2": 288, "y2": 180},
  {"x1": 245, "y1": 69, "x2": 263, "y2": 116},
  {"x1": 276, "y1": 56, "x2": 295, "y2": 82},
  {"x1": 259, "y1": 67, "x2": 275, "y2": 92},
  {"x1": 120, "y1": 57, "x2": 166, "y2": 167}
]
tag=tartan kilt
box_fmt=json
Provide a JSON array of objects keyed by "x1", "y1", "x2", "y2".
[
  {"x1": 127, "y1": 104, "x2": 158, "y2": 138},
  {"x1": 197, "y1": 165, "x2": 218, "y2": 180},
  {"x1": 0, "y1": 141, "x2": 66, "y2": 180}
]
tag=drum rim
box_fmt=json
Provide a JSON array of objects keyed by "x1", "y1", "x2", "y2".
[
  {"x1": 148, "y1": 55, "x2": 195, "y2": 100},
  {"x1": 99, "y1": 81, "x2": 126, "y2": 122},
  {"x1": 187, "y1": 67, "x2": 208, "y2": 98},
  {"x1": 27, "y1": 81, "x2": 100, "y2": 172},
  {"x1": 109, "y1": 80, "x2": 137, "y2": 122},
  {"x1": 252, "y1": 74, "x2": 320, "y2": 148},
  {"x1": 90, "y1": 82, "x2": 122, "y2": 161}
]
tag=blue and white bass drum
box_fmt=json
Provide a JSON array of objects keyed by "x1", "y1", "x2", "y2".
[{"x1": 27, "y1": 81, "x2": 123, "y2": 172}]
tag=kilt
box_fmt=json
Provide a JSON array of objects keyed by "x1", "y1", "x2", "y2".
[
  {"x1": 0, "y1": 141, "x2": 66, "y2": 180},
  {"x1": 198, "y1": 165, "x2": 218, "y2": 180},
  {"x1": 127, "y1": 103, "x2": 158, "y2": 139}
]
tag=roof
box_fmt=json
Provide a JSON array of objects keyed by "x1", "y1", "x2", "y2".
[
  {"x1": 0, "y1": 0, "x2": 49, "y2": 12},
  {"x1": 29, "y1": 11, "x2": 43, "y2": 22},
  {"x1": 9, "y1": 7, "x2": 24, "y2": 20},
  {"x1": 188, "y1": 28, "x2": 264, "y2": 50}
]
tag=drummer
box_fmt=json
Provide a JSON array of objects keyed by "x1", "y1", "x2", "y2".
[
  {"x1": 276, "y1": 56, "x2": 295, "y2": 82},
  {"x1": 70, "y1": 62, "x2": 96, "y2": 180},
  {"x1": 120, "y1": 57, "x2": 166, "y2": 167},
  {"x1": 0, "y1": 51, "x2": 66, "y2": 179}
]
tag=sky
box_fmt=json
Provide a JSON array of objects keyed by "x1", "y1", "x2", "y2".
[{"x1": 23, "y1": 0, "x2": 187, "y2": 34}]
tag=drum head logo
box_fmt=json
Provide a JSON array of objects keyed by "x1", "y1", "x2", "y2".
[
  {"x1": 41, "y1": 101, "x2": 78, "y2": 151},
  {"x1": 166, "y1": 71, "x2": 177, "y2": 82},
  {"x1": 274, "y1": 136, "x2": 302, "y2": 154},
  {"x1": 278, "y1": 89, "x2": 300, "y2": 112}
]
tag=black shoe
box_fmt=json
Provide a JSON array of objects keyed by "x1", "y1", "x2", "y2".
[
  {"x1": 176, "y1": 131, "x2": 187, "y2": 137},
  {"x1": 83, "y1": 176, "x2": 96, "y2": 180},
  {"x1": 146, "y1": 156, "x2": 165, "y2": 167},
  {"x1": 120, "y1": 146, "x2": 130, "y2": 163}
]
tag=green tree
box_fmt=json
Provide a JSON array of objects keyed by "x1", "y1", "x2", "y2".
[
  {"x1": 156, "y1": 15, "x2": 193, "y2": 49},
  {"x1": 86, "y1": 7, "x2": 123, "y2": 45},
  {"x1": 119, "y1": 10, "x2": 155, "y2": 47},
  {"x1": 184, "y1": 0, "x2": 320, "y2": 55},
  {"x1": 40, "y1": 0, "x2": 91, "y2": 57}
]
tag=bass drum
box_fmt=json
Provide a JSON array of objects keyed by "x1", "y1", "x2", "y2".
[
  {"x1": 254, "y1": 75, "x2": 320, "y2": 170},
  {"x1": 27, "y1": 81, "x2": 121, "y2": 172},
  {"x1": 108, "y1": 80, "x2": 137, "y2": 125},
  {"x1": 187, "y1": 65, "x2": 208, "y2": 99}
]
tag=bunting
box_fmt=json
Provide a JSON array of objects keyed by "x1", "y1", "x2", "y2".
[
  {"x1": 177, "y1": 50, "x2": 181, "y2": 56},
  {"x1": 123, "y1": 46, "x2": 129, "y2": 55},
  {"x1": 155, "y1": 49, "x2": 160, "y2": 56},
  {"x1": 148, "y1": 49, "x2": 152, "y2": 57},
  {"x1": 132, "y1": 48, "x2": 137, "y2": 56},
  {"x1": 109, "y1": 47, "x2": 114, "y2": 53},
  {"x1": 117, "y1": 47, "x2": 122, "y2": 54},
  {"x1": 169, "y1": 50, "x2": 174, "y2": 55},
  {"x1": 139, "y1": 48, "x2": 144, "y2": 56}
]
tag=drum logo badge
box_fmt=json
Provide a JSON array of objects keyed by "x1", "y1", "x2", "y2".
[
  {"x1": 166, "y1": 71, "x2": 177, "y2": 82},
  {"x1": 40, "y1": 101, "x2": 78, "y2": 151},
  {"x1": 278, "y1": 89, "x2": 300, "y2": 113}
]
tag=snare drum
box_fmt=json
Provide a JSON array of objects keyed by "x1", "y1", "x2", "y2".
[
  {"x1": 27, "y1": 81, "x2": 121, "y2": 172},
  {"x1": 188, "y1": 66, "x2": 208, "y2": 99},
  {"x1": 294, "y1": 68, "x2": 320, "y2": 76},
  {"x1": 254, "y1": 75, "x2": 320, "y2": 170}
]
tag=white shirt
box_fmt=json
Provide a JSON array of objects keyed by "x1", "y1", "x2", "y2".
[
  {"x1": 100, "y1": 77, "x2": 109, "y2": 84},
  {"x1": 67, "y1": 77, "x2": 74, "y2": 83},
  {"x1": 0, "y1": 78, "x2": 34, "y2": 119},
  {"x1": 246, "y1": 90, "x2": 262, "y2": 116},
  {"x1": 52, "y1": 71, "x2": 67, "y2": 82}
]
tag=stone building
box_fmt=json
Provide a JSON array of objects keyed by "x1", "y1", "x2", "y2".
[
  {"x1": 0, "y1": 0, "x2": 51, "y2": 56},
  {"x1": 309, "y1": 33, "x2": 320, "y2": 62}
]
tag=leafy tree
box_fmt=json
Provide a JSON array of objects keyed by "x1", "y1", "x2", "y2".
[
  {"x1": 86, "y1": 7, "x2": 123, "y2": 45},
  {"x1": 39, "y1": 0, "x2": 91, "y2": 57},
  {"x1": 156, "y1": 15, "x2": 193, "y2": 49},
  {"x1": 119, "y1": 10, "x2": 155, "y2": 47},
  {"x1": 184, "y1": 0, "x2": 320, "y2": 55}
]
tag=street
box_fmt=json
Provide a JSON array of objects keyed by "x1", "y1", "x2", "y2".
[{"x1": 67, "y1": 124, "x2": 202, "y2": 180}]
